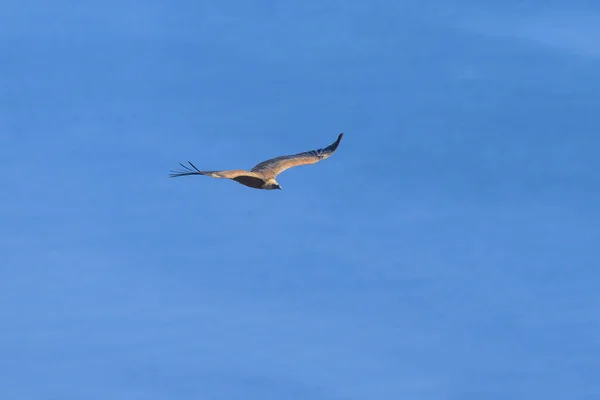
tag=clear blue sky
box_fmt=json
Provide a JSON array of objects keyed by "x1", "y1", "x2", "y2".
[{"x1": 1, "y1": 1, "x2": 599, "y2": 399}]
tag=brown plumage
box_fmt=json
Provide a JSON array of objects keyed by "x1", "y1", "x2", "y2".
[{"x1": 169, "y1": 133, "x2": 344, "y2": 190}]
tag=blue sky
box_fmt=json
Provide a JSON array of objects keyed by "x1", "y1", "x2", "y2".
[{"x1": 1, "y1": 0, "x2": 599, "y2": 398}]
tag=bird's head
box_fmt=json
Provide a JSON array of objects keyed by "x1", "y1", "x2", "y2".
[{"x1": 265, "y1": 180, "x2": 282, "y2": 190}]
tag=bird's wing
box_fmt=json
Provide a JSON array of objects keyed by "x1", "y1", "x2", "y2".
[
  {"x1": 250, "y1": 133, "x2": 343, "y2": 178},
  {"x1": 169, "y1": 161, "x2": 260, "y2": 180}
]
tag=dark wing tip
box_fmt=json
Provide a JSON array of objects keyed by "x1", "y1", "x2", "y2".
[
  {"x1": 168, "y1": 161, "x2": 202, "y2": 178},
  {"x1": 327, "y1": 132, "x2": 344, "y2": 152}
]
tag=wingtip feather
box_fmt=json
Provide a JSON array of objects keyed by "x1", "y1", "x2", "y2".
[{"x1": 329, "y1": 132, "x2": 343, "y2": 152}]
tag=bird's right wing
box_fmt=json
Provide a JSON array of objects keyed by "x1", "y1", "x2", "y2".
[{"x1": 250, "y1": 133, "x2": 343, "y2": 178}]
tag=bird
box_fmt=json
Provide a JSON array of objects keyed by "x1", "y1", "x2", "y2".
[{"x1": 169, "y1": 133, "x2": 344, "y2": 190}]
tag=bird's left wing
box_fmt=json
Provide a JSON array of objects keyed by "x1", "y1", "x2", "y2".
[
  {"x1": 250, "y1": 133, "x2": 343, "y2": 178},
  {"x1": 169, "y1": 161, "x2": 259, "y2": 180}
]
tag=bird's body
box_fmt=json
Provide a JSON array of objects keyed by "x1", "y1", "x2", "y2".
[{"x1": 169, "y1": 133, "x2": 344, "y2": 190}]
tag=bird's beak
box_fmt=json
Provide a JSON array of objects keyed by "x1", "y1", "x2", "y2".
[{"x1": 278, "y1": 186, "x2": 282, "y2": 190}]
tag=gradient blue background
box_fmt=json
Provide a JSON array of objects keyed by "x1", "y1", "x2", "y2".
[{"x1": 1, "y1": 1, "x2": 599, "y2": 398}]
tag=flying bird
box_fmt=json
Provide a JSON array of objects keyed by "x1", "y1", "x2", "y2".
[{"x1": 169, "y1": 133, "x2": 344, "y2": 190}]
